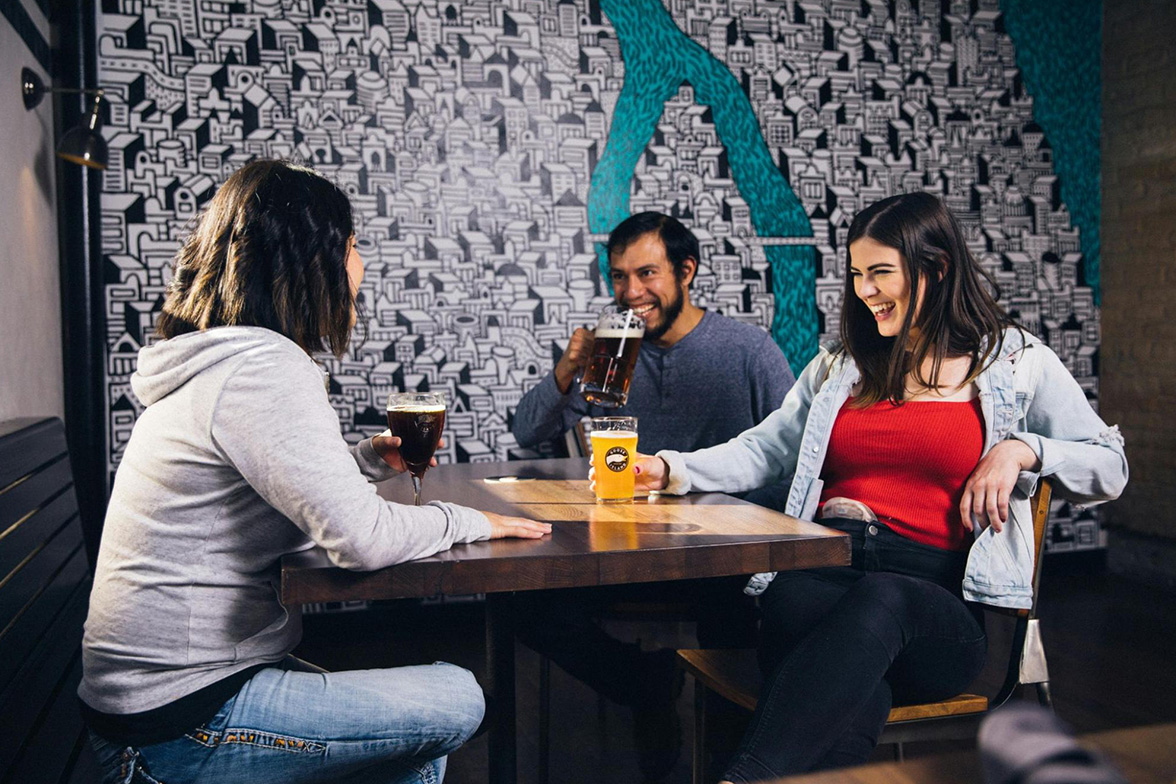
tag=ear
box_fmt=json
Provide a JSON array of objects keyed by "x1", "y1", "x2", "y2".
[
  {"x1": 679, "y1": 256, "x2": 698, "y2": 288},
  {"x1": 935, "y1": 255, "x2": 948, "y2": 282}
]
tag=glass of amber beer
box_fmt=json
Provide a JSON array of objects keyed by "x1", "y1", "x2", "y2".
[
  {"x1": 386, "y1": 392, "x2": 446, "y2": 506},
  {"x1": 580, "y1": 307, "x2": 644, "y2": 408},
  {"x1": 590, "y1": 416, "x2": 638, "y2": 503}
]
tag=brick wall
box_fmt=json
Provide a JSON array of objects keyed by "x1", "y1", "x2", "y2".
[{"x1": 1101, "y1": 0, "x2": 1176, "y2": 542}]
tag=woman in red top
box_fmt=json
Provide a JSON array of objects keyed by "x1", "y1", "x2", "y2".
[{"x1": 625, "y1": 192, "x2": 1127, "y2": 781}]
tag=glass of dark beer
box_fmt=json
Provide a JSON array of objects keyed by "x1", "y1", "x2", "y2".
[
  {"x1": 580, "y1": 307, "x2": 645, "y2": 408},
  {"x1": 386, "y1": 392, "x2": 447, "y2": 506}
]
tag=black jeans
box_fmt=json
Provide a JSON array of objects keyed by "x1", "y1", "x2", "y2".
[
  {"x1": 514, "y1": 576, "x2": 758, "y2": 707},
  {"x1": 724, "y1": 519, "x2": 988, "y2": 782}
]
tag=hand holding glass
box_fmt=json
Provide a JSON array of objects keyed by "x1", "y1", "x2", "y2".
[{"x1": 386, "y1": 392, "x2": 446, "y2": 506}]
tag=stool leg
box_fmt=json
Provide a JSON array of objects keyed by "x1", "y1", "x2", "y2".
[
  {"x1": 539, "y1": 655, "x2": 550, "y2": 784},
  {"x1": 693, "y1": 679, "x2": 707, "y2": 784}
]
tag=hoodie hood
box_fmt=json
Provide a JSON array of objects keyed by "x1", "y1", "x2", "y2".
[{"x1": 132, "y1": 327, "x2": 313, "y2": 406}]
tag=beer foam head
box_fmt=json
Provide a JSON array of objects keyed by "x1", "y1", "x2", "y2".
[
  {"x1": 590, "y1": 430, "x2": 637, "y2": 439},
  {"x1": 594, "y1": 327, "x2": 645, "y2": 338},
  {"x1": 386, "y1": 403, "x2": 447, "y2": 412}
]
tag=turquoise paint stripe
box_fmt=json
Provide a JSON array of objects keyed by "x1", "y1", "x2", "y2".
[
  {"x1": 1001, "y1": 0, "x2": 1101, "y2": 303},
  {"x1": 591, "y1": 0, "x2": 818, "y2": 368}
]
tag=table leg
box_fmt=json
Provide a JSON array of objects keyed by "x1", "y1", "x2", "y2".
[{"x1": 486, "y1": 591, "x2": 517, "y2": 784}]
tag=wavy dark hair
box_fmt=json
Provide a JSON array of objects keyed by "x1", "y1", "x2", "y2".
[
  {"x1": 157, "y1": 159, "x2": 357, "y2": 356},
  {"x1": 841, "y1": 192, "x2": 1017, "y2": 406},
  {"x1": 606, "y1": 211, "x2": 699, "y2": 285}
]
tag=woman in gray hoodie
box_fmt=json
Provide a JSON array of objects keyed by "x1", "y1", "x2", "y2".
[{"x1": 80, "y1": 159, "x2": 550, "y2": 784}]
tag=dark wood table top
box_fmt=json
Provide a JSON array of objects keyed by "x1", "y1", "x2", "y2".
[
  {"x1": 766, "y1": 722, "x2": 1176, "y2": 783},
  {"x1": 281, "y1": 457, "x2": 849, "y2": 605}
]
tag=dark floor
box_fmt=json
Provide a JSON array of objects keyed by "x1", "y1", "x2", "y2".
[{"x1": 294, "y1": 565, "x2": 1176, "y2": 784}]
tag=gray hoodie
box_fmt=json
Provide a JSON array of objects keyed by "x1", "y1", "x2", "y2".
[{"x1": 79, "y1": 326, "x2": 491, "y2": 715}]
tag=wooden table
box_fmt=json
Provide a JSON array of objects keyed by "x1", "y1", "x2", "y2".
[
  {"x1": 281, "y1": 458, "x2": 849, "y2": 784},
  {"x1": 765, "y1": 722, "x2": 1176, "y2": 783}
]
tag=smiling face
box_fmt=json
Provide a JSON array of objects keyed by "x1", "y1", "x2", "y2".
[
  {"x1": 849, "y1": 236, "x2": 926, "y2": 344},
  {"x1": 608, "y1": 232, "x2": 694, "y2": 343}
]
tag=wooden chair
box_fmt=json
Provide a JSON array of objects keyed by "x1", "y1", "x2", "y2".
[
  {"x1": 0, "y1": 417, "x2": 99, "y2": 783},
  {"x1": 677, "y1": 480, "x2": 1054, "y2": 783}
]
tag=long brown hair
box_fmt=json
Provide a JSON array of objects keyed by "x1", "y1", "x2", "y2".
[
  {"x1": 157, "y1": 159, "x2": 357, "y2": 356},
  {"x1": 841, "y1": 192, "x2": 1017, "y2": 406}
]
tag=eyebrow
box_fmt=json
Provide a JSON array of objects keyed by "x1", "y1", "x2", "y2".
[{"x1": 850, "y1": 262, "x2": 898, "y2": 272}]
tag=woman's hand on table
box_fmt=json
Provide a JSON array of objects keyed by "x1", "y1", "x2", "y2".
[
  {"x1": 371, "y1": 432, "x2": 443, "y2": 473},
  {"x1": 960, "y1": 438, "x2": 1042, "y2": 533},
  {"x1": 484, "y1": 512, "x2": 552, "y2": 540},
  {"x1": 588, "y1": 452, "x2": 670, "y2": 494}
]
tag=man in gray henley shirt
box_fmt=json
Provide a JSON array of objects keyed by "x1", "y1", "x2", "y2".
[{"x1": 510, "y1": 212, "x2": 795, "y2": 780}]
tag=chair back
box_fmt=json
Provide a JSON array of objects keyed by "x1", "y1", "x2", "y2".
[{"x1": 1027, "y1": 480, "x2": 1052, "y2": 618}]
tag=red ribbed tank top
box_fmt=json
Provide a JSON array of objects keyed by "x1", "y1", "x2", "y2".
[{"x1": 819, "y1": 397, "x2": 984, "y2": 551}]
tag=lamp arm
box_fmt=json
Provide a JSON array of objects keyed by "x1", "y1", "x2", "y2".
[{"x1": 20, "y1": 66, "x2": 104, "y2": 110}]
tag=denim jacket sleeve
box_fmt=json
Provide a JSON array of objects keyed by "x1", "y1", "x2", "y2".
[
  {"x1": 1009, "y1": 342, "x2": 1128, "y2": 505},
  {"x1": 656, "y1": 347, "x2": 834, "y2": 496}
]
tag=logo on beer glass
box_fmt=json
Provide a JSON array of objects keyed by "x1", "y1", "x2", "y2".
[
  {"x1": 581, "y1": 307, "x2": 644, "y2": 408},
  {"x1": 605, "y1": 446, "x2": 630, "y2": 472}
]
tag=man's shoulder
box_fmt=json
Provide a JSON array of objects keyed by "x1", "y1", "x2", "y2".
[{"x1": 700, "y1": 310, "x2": 775, "y2": 346}]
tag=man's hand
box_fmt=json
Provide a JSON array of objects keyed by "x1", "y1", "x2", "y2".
[
  {"x1": 371, "y1": 432, "x2": 443, "y2": 473},
  {"x1": 960, "y1": 439, "x2": 1042, "y2": 533},
  {"x1": 588, "y1": 452, "x2": 670, "y2": 494},
  {"x1": 484, "y1": 512, "x2": 553, "y2": 539},
  {"x1": 553, "y1": 328, "x2": 595, "y2": 394}
]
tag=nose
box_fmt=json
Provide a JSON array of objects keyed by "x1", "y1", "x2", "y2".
[
  {"x1": 617, "y1": 276, "x2": 644, "y2": 304},
  {"x1": 856, "y1": 276, "x2": 877, "y2": 300}
]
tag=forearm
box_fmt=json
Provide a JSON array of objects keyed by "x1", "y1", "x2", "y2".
[{"x1": 512, "y1": 372, "x2": 586, "y2": 448}]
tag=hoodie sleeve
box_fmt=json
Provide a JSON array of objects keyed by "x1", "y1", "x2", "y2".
[{"x1": 209, "y1": 349, "x2": 491, "y2": 571}]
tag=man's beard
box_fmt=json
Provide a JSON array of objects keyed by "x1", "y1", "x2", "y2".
[{"x1": 642, "y1": 285, "x2": 685, "y2": 341}]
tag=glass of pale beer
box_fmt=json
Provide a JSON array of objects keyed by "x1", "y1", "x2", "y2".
[
  {"x1": 580, "y1": 306, "x2": 644, "y2": 408},
  {"x1": 386, "y1": 392, "x2": 446, "y2": 506},
  {"x1": 590, "y1": 416, "x2": 638, "y2": 503}
]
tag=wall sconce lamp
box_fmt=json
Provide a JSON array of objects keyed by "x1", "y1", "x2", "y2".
[{"x1": 21, "y1": 66, "x2": 109, "y2": 170}]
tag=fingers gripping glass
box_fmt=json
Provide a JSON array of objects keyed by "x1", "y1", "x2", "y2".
[{"x1": 386, "y1": 392, "x2": 446, "y2": 506}]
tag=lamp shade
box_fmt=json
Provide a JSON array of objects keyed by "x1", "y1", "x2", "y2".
[
  {"x1": 57, "y1": 125, "x2": 108, "y2": 169},
  {"x1": 56, "y1": 95, "x2": 108, "y2": 170}
]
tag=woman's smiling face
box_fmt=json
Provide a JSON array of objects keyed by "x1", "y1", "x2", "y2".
[{"x1": 849, "y1": 236, "x2": 925, "y2": 344}]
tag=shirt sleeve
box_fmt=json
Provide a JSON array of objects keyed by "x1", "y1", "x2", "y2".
[
  {"x1": 351, "y1": 439, "x2": 398, "y2": 483},
  {"x1": 511, "y1": 371, "x2": 590, "y2": 448},
  {"x1": 747, "y1": 332, "x2": 796, "y2": 422},
  {"x1": 210, "y1": 352, "x2": 491, "y2": 571},
  {"x1": 1010, "y1": 344, "x2": 1128, "y2": 504},
  {"x1": 658, "y1": 349, "x2": 829, "y2": 496}
]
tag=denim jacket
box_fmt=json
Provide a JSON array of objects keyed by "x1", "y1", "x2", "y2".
[{"x1": 658, "y1": 329, "x2": 1128, "y2": 609}]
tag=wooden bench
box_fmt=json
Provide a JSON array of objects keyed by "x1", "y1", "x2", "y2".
[{"x1": 0, "y1": 417, "x2": 99, "y2": 783}]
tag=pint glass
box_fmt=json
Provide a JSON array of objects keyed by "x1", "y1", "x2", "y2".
[
  {"x1": 590, "y1": 416, "x2": 638, "y2": 503},
  {"x1": 580, "y1": 307, "x2": 644, "y2": 408}
]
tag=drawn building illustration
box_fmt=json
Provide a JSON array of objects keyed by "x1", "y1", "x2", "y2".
[{"x1": 95, "y1": 0, "x2": 1105, "y2": 551}]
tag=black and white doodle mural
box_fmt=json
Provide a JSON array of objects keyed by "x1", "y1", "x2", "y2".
[{"x1": 96, "y1": 0, "x2": 1105, "y2": 551}]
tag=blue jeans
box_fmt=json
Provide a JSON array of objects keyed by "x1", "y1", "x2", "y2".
[
  {"x1": 724, "y1": 519, "x2": 989, "y2": 781},
  {"x1": 89, "y1": 657, "x2": 485, "y2": 784}
]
